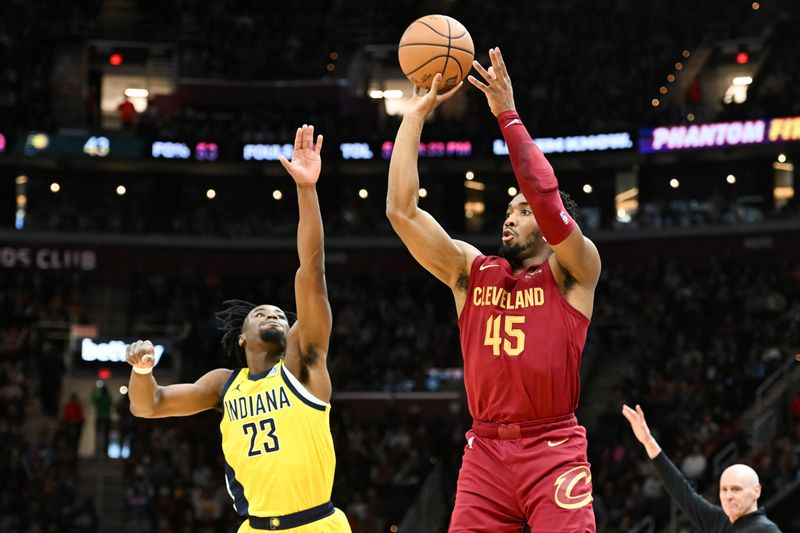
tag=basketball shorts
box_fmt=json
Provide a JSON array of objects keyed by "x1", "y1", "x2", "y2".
[{"x1": 449, "y1": 414, "x2": 595, "y2": 533}]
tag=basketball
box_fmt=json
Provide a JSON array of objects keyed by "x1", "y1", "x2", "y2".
[{"x1": 398, "y1": 15, "x2": 474, "y2": 91}]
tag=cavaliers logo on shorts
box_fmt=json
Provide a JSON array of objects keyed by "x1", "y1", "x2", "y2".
[{"x1": 553, "y1": 465, "x2": 593, "y2": 509}]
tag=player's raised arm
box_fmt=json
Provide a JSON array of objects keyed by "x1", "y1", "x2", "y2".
[
  {"x1": 126, "y1": 340, "x2": 230, "y2": 418},
  {"x1": 469, "y1": 47, "x2": 600, "y2": 288},
  {"x1": 387, "y1": 74, "x2": 479, "y2": 289},
  {"x1": 278, "y1": 125, "x2": 332, "y2": 400}
]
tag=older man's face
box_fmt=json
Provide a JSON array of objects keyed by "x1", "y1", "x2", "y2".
[{"x1": 719, "y1": 465, "x2": 761, "y2": 523}]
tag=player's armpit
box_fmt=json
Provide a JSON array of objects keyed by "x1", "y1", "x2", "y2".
[
  {"x1": 550, "y1": 231, "x2": 601, "y2": 289},
  {"x1": 139, "y1": 368, "x2": 231, "y2": 418},
  {"x1": 283, "y1": 325, "x2": 333, "y2": 403}
]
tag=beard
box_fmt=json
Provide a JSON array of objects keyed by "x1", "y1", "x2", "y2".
[
  {"x1": 259, "y1": 327, "x2": 286, "y2": 348},
  {"x1": 497, "y1": 230, "x2": 545, "y2": 266},
  {"x1": 497, "y1": 243, "x2": 525, "y2": 262}
]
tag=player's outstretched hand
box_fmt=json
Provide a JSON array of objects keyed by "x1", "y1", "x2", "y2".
[
  {"x1": 468, "y1": 47, "x2": 516, "y2": 117},
  {"x1": 126, "y1": 339, "x2": 156, "y2": 372},
  {"x1": 404, "y1": 73, "x2": 463, "y2": 120},
  {"x1": 279, "y1": 124, "x2": 323, "y2": 186}
]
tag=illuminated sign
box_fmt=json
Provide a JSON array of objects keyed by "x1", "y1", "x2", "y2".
[
  {"x1": 83, "y1": 136, "x2": 110, "y2": 157},
  {"x1": 24, "y1": 132, "x2": 50, "y2": 155},
  {"x1": 494, "y1": 133, "x2": 633, "y2": 156},
  {"x1": 0, "y1": 247, "x2": 97, "y2": 270},
  {"x1": 81, "y1": 338, "x2": 165, "y2": 365},
  {"x1": 639, "y1": 116, "x2": 800, "y2": 153},
  {"x1": 243, "y1": 143, "x2": 293, "y2": 161},
  {"x1": 152, "y1": 141, "x2": 190, "y2": 159},
  {"x1": 340, "y1": 142, "x2": 374, "y2": 160},
  {"x1": 768, "y1": 116, "x2": 800, "y2": 142},
  {"x1": 195, "y1": 142, "x2": 219, "y2": 161},
  {"x1": 380, "y1": 140, "x2": 472, "y2": 159},
  {"x1": 0, "y1": 133, "x2": 6, "y2": 153},
  {"x1": 20, "y1": 132, "x2": 142, "y2": 157},
  {"x1": 640, "y1": 120, "x2": 766, "y2": 153}
]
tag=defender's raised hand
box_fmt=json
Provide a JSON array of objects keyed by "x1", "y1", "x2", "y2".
[
  {"x1": 404, "y1": 73, "x2": 463, "y2": 120},
  {"x1": 468, "y1": 47, "x2": 516, "y2": 116},
  {"x1": 279, "y1": 124, "x2": 323, "y2": 186}
]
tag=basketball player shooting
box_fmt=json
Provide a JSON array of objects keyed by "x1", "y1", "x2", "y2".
[
  {"x1": 125, "y1": 125, "x2": 351, "y2": 533},
  {"x1": 386, "y1": 47, "x2": 601, "y2": 532}
]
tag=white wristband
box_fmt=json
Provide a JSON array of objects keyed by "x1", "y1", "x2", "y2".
[{"x1": 132, "y1": 365, "x2": 153, "y2": 375}]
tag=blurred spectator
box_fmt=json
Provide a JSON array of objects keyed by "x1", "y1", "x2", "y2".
[
  {"x1": 118, "y1": 95, "x2": 136, "y2": 130},
  {"x1": 680, "y1": 443, "x2": 708, "y2": 482},
  {"x1": 37, "y1": 340, "x2": 64, "y2": 417},
  {"x1": 91, "y1": 382, "x2": 113, "y2": 456},
  {"x1": 62, "y1": 392, "x2": 85, "y2": 453}
]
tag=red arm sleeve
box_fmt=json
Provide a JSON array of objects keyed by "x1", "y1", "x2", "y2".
[{"x1": 498, "y1": 110, "x2": 576, "y2": 245}]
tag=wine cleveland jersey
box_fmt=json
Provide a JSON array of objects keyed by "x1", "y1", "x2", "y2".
[{"x1": 458, "y1": 255, "x2": 590, "y2": 422}]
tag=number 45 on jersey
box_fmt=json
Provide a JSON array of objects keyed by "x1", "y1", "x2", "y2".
[{"x1": 484, "y1": 315, "x2": 526, "y2": 357}]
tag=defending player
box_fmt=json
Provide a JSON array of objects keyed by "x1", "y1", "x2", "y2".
[
  {"x1": 386, "y1": 47, "x2": 601, "y2": 532},
  {"x1": 126, "y1": 125, "x2": 351, "y2": 533}
]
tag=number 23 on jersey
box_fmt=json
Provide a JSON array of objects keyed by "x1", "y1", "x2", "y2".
[{"x1": 243, "y1": 418, "x2": 280, "y2": 456}]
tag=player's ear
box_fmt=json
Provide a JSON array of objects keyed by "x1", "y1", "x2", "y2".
[{"x1": 238, "y1": 335, "x2": 245, "y2": 347}]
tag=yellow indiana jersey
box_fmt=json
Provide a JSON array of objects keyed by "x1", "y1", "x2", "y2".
[{"x1": 220, "y1": 360, "x2": 336, "y2": 517}]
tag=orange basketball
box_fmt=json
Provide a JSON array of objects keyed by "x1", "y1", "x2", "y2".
[{"x1": 398, "y1": 15, "x2": 474, "y2": 91}]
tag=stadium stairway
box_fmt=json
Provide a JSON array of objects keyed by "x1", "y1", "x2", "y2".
[
  {"x1": 398, "y1": 464, "x2": 448, "y2": 533},
  {"x1": 76, "y1": 454, "x2": 126, "y2": 532},
  {"x1": 740, "y1": 356, "x2": 800, "y2": 446},
  {"x1": 576, "y1": 348, "x2": 630, "y2": 432},
  {"x1": 20, "y1": 389, "x2": 126, "y2": 532},
  {"x1": 20, "y1": 397, "x2": 60, "y2": 456}
]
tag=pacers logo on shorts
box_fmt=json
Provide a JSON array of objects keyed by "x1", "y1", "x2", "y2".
[{"x1": 553, "y1": 465, "x2": 593, "y2": 509}]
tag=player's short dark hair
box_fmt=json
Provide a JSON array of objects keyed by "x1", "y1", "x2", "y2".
[
  {"x1": 214, "y1": 299, "x2": 296, "y2": 365},
  {"x1": 560, "y1": 190, "x2": 578, "y2": 220}
]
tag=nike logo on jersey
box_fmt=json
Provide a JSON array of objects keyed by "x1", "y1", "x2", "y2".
[
  {"x1": 505, "y1": 118, "x2": 522, "y2": 128},
  {"x1": 479, "y1": 264, "x2": 500, "y2": 271},
  {"x1": 467, "y1": 436, "x2": 475, "y2": 449},
  {"x1": 234, "y1": 383, "x2": 242, "y2": 392},
  {"x1": 547, "y1": 438, "x2": 570, "y2": 447}
]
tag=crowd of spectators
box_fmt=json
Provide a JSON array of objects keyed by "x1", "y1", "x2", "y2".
[
  {"x1": 0, "y1": 267, "x2": 97, "y2": 532},
  {"x1": 587, "y1": 255, "x2": 800, "y2": 531},
  {"x1": 124, "y1": 264, "x2": 463, "y2": 390},
  {"x1": 1, "y1": 232, "x2": 798, "y2": 530},
  {"x1": 0, "y1": 1, "x2": 101, "y2": 132},
  {"x1": 11, "y1": 162, "x2": 798, "y2": 240},
  {"x1": 128, "y1": 0, "x2": 774, "y2": 138},
  {"x1": 717, "y1": 0, "x2": 800, "y2": 123},
  {"x1": 4, "y1": 0, "x2": 796, "y2": 145},
  {"x1": 122, "y1": 251, "x2": 799, "y2": 531}
]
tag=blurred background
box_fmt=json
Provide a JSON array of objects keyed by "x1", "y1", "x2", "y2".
[{"x1": 1, "y1": 0, "x2": 799, "y2": 531}]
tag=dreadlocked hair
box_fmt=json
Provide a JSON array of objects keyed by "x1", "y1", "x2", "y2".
[
  {"x1": 215, "y1": 299, "x2": 256, "y2": 365},
  {"x1": 560, "y1": 190, "x2": 579, "y2": 220}
]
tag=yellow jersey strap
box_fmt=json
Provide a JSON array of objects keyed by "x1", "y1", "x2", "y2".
[{"x1": 280, "y1": 363, "x2": 329, "y2": 411}]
